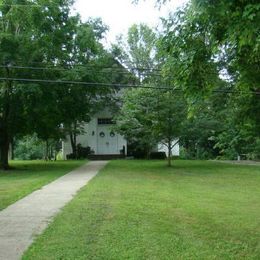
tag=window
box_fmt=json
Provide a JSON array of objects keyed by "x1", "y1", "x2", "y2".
[{"x1": 98, "y1": 118, "x2": 115, "y2": 125}]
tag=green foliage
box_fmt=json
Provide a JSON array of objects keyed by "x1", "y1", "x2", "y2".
[
  {"x1": 115, "y1": 88, "x2": 157, "y2": 157},
  {"x1": 115, "y1": 87, "x2": 187, "y2": 165},
  {"x1": 14, "y1": 135, "x2": 45, "y2": 160},
  {"x1": 149, "y1": 151, "x2": 166, "y2": 159},
  {"x1": 66, "y1": 144, "x2": 93, "y2": 160},
  {"x1": 0, "y1": 0, "x2": 78, "y2": 168},
  {"x1": 159, "y1": 4, "x2": 220, "y2": 98},
  {"x1": 190, "y1": 0, "x2": 260, "y2": 90},
  {"x1": 0, "y1": 1, "x2": 122, "y2": 169},
  {"x1": 112, "y1": 23, "x2": 158, "y2": 80},
  {"x1": 154, "y1": 0, "x2": 260, "y2": 160}
]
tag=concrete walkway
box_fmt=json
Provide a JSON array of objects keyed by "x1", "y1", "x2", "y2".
[
  {"x1": 212, "y1": 160, "x2": 260, "y2": 166},
  {"x1": 0, "y1": 161, "x2": 108, "y2": 260}
]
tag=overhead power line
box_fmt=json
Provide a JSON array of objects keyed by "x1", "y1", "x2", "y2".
[
  {"x1": 1, "y1": 63, "x2": 161, "y2": 72},
  {"x1": 0, "y1": 77, "x2": 259, "y2": 95},
  {"x1": 0, "y1": 65, "x2": 161, "y2": 76},
  {"x1": 0, "y1": 77, "x2": 165, "y2": 89},
  {"x1": 0, "y1": 4, "x2": 41, "y2": 8},
  {"x1": 0, "y1": 64, "x2": 221, "y2": 79},
  {"x1": 0, "y1": 3, "x2": 53, "y2": 7}
]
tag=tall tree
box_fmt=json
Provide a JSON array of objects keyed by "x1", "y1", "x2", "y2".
[
  {"x1": 0, "y1": 0, "x2": 112, "y2": 169},
  {"x1": 155, "y1": 0, "x2": 260, "y2": 159},
  {"x1": 112, "y1": 23, "x2": 158, "y2": 80},
  {"x1": 115, "y1": 88, "x2": 157, "y2": 158},
  {"x1": 0, "y1": 0, "x2": 47, "y2": 169},
  {"x1": 115, "y1": 87, "x2": 187, "y2": 166},
  {"x1": 152, "y1": 90, "x2": 187, "y2": 166}
]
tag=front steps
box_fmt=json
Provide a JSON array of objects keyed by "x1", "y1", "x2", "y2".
[{"x1": 88, "y1": 154, "x2": 125, "y2": 160}]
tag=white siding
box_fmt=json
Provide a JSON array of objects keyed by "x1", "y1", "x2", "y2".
[
  {"x1": 62, "y1": 109, "x2": 127, "y2": 159},
  {"x1": 158, "y1": 141, "x2": 180, "y2": 156}
]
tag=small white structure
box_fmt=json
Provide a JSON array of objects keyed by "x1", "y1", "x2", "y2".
[
  {"x1": 62, "y1": 110, "x2": 127, "y2": 159},
  {"x1": 158, "y1": 141, "x2": 180, "y2": 156}
]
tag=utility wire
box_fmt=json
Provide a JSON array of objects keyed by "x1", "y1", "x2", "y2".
[
  {"x1": 0, "y1": 65, "x2": 161, "y2": 76},
  {"x1": 0, "y1": 64, "x2": 220, "y2": 78},
  {"x1": 0, "y1": 77, "x2": 164, "y2": 89},
  {"x1": 0, "y1": 4, "x2": 40, "y2": 6},
  {"x1": 0, "y1": 4, "x2": 52, "y2": 7},
  {"x1": 3, "y1": 59, "x2": 162, "y2": 72},
  {"x1": 4, "y1": 59, "x2": 224, "y2": 78},
  {"x1": 9, "y1": 61, "x2": 220, "y2": 76},
  {"x1": 3, "y1": 62, "x2": 161, "y2": 72},
  {"x1": 0, "y1": 77, "x2": 259, "y2": 95}
]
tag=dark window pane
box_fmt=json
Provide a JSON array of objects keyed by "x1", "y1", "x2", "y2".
[{"x1": 98, "y1": 118, "x2": 115, "y2": 125}]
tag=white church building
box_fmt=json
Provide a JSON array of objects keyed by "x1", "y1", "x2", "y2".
[
  {"x1": 62, "y1": 109, "x2": 127, "y2": 159},
  {"x1": 62, "y1": 109, "x2": 179, "y2": 160}
]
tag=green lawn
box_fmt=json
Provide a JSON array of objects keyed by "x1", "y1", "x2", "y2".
[
  {"x1": 0, "y1": 160, "x2": 86, "y2": 211},
  {"x1": 23, "y1": 160, "x2": 260, "y2": 259}
]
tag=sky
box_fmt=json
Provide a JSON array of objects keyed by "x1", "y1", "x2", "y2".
[{"x1": 73, "y1": 0, "x2": 188, "y2": 45}]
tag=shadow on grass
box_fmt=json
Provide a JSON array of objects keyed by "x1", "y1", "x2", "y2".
[{"x1": 106, "y1": 159, "x2": 259, "y2": 178}]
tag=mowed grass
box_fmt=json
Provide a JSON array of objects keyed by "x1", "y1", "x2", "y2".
[
  {"x1": 0, "y1": 160, "x2": 86, "y2": 211},
  {"x1": 24, "y1": 160, "x2": 260, "y2": 259}
]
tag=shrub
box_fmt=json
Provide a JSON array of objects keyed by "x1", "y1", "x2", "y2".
[
  {"x1": 132, "y1": 149, "x2": 147, "y2": 159},
  {"x1": 14, "y1": 135, "x2": 45, "y2": 160},
  {"x1": 56, "y1": 151, "x2": 63, "y2": 160},
  {"x1": 77, "y1": 144, "x2": 93, "y2": 158},
  {"x1": 66, "y1": 153, "x2": 77, "y2": 160},
  {"x1": 67, "y1": 144, "x2": 94, "y2": 160},
  {"x1": 149, "y1": 152, "x2": 166, "y2": 160}
]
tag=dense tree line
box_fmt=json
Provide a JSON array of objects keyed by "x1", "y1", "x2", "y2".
[
  {"x1": 0, "y1": 0, "x2": 128, "y2": 169},
  {"x1": 159, "y1": 0, "x2": 260, "y2": 160},
  {"x1": 115, "y1": 1, "x2": 260, "y2": 162}
]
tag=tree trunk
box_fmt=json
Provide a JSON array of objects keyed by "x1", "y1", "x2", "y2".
[
  {"x1": 10, "y1": 138, "x2": 15, "y2": 160},
  {"x1": 0, "y1": 68, "x2": 12, "y2": 170},
  {"x1": 69, "y1": 132, "x2": 77, "y2": 156},
  {"x1": 0, "y1": 130, "x2": 10, "y2": 170},
  {"x1": 45, "y1": 140, "x2": 49, "y2": 161},
  {"x1": 146, "y1": 147, "x2": 150, "y2": 159},
  {"x1": 69, "y1": 122, "x2": 78, "y2": 158},
  {"x1": 54, "y1": 148, "x2": 57, "y2": 161},
  {"x1": 167, "y1": 141, "x2": 172, "y2": 167}
]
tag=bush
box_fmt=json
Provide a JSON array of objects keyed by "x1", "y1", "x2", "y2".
[
  {"x1": 55, "y1": 151, "x2": 63, "y2": 160},
  {"x1": 77, "y1": 144, "x2": 93, "y2": 158},
  {"x1": 132, "y1": 149, "x2": 147, "y2": 159},
  {"x1": 67, "y1": 144, "x2": 94, "y2": 160},
  {"x1": 14, "y1": 135, "x2": 45, "y2": 160},
  {"x1": 149, "y1": 152, "x2": 166, "y2": 160},
  {"x1": 66, "y1": 153, "x2": 77, "y2": 160}
]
